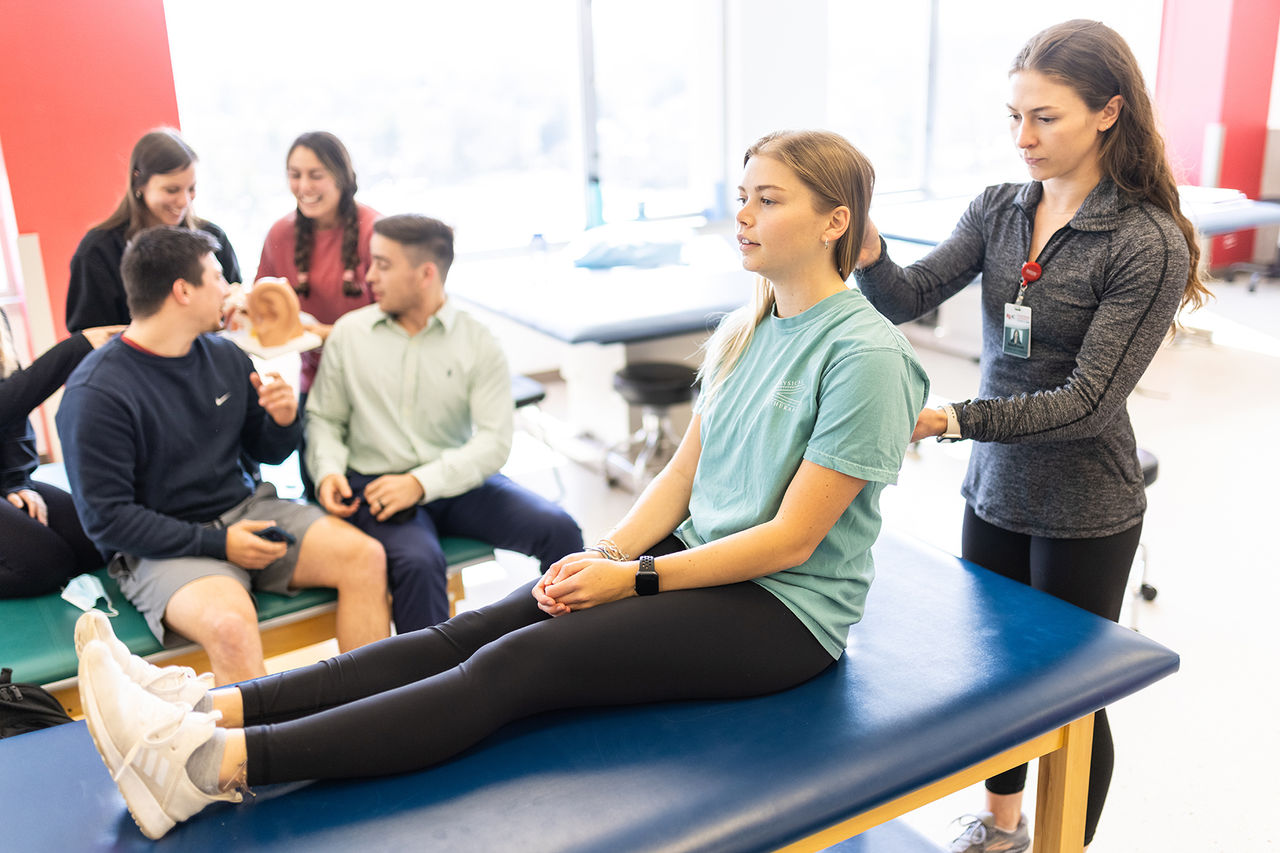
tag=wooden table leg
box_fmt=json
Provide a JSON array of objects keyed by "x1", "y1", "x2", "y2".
[{"x1": 1033, "y1": 713, "x2": 1094, "y2": 852}]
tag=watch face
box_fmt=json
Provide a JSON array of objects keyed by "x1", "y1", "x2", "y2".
[{"x1": 636, "y1": 557, "x2": 659, "y2": 595}]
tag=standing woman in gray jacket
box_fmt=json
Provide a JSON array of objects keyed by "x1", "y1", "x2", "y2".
[{"x1": 854, "y1": 19, "x2": 1210, "y2": 853}]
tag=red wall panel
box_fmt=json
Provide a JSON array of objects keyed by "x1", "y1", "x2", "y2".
[
  {"x1": 1156, "y1": 0, "x2": 1280, "y2": 265},
  {"x1": 0, "y1": 0, "x2": 180, "y2": 337}
]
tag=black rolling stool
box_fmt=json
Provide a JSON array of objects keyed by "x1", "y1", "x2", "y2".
[
  {"x1": 1130, "y1": 447, "x2": 1159, "y2": 629},
  {"x1": 605, "y1": 362, "x2": 699, "y2": 492}
]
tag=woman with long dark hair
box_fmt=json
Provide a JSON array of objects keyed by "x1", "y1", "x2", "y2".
[
  {"x1": 256, "y1": 131, "x2": 378, "y2": 393},
  {"x1": 66, "y1": 128, "x2": 240, "y2": 332},
  {"x1": 854, "y1": 20, "x2": 1208, "y2": 852}
]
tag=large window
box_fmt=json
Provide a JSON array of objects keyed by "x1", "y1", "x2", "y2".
[
  {"x1": 826, "y1": 2, "x2": 933, "y2": 195},
  {"x1": 591, "y1": 0, "x2": 724, "y2": 222},
  {"x1": 166, "y1": 1, "x2": 585, "y2": 265},
  {"x1": 828, "y1": 1, "x2": 1165, "y2": 199},
  {"x1": 165, "y1": 0, "x2": 726, "y2": 270},
  {"x1": 167, "y1": 1, "x2": 1168, "y2": 272}
]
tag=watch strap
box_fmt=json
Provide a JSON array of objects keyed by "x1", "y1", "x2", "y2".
[
  {"x1": 635, "y1": 555, "x2": 659, "y2": 596},
  {"x1": 938, "y1": 403, "x2": 962, "y2": 442}
]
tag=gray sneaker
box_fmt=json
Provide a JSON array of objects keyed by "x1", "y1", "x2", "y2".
[{"x1": 949, "y1": 812, "x2": 1030, "y2": 853}]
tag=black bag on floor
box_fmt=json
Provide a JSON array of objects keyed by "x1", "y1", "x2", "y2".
[{"x1": 0, "y1": 666, "x2": 72, "y2": 738}]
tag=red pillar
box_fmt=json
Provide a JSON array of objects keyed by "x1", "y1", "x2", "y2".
[
  {"x1": 0, "y1": 0, "x2": 180, "y2": 338},
  {"x1": 1156, "y1": 0, "x2": 1280, "y2": 265}
]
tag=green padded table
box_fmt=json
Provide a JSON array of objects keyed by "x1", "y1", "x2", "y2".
[{"x1": 4, "y1": 460, "x2": 498, "y2": 715}]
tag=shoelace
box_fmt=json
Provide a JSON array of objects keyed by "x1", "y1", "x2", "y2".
[
  {"x1": 951, "y1": 814, "x2": 989, "y2": 848},
  {"x1": 112, "y1": 704, "x2": 216, "y2": 784},
  {"x1": 141, "y1": 665, "x2": 213, "y2": 694},
  {"x1": 123, "y1": 657, "x2": 213, "y2": 695}
]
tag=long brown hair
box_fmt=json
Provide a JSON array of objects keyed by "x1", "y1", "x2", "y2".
[
  {"x1": 288, "y1": 131, "x2": 362, "y2": 297},
  {"x1": 94, "y1": 129, "x2": 203, "y2": 239},
  {"x1": 1013, "y1": 19, "x2": 1210, "y2": 313},
  {"x1": 699, "y1": 130, "x2": 875, "y2": 401}
]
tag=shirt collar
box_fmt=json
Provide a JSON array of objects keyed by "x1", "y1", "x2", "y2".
[
  {"x1": 1013, "y1": 178, "x2": 1122, "y2": 233},
  {"x1": 370, "y1": 296, "x2": 457, "y2": 334}
]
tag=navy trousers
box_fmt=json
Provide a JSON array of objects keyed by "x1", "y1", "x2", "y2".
[{"x1": 345, "y1": 472, "x2": 583, "y2": 632}]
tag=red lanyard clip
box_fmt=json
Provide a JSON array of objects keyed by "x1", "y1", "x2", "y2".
[{"x1": 1015, "y1": 261, "x2": 1042, "y2": 306}]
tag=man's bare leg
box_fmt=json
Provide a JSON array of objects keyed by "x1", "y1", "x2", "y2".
[
  {"x1": 165, "y1": 576, "x2": 268, "y2": 684},
  {"x1": 290, "y1": 516, "x2": 390, "y2": 650}
]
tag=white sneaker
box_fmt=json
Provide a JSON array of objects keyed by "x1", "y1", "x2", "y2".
[
  {"x1": 78, "y1": 641, "x2": 240, "y2": 840},
  {"x1": 74, "y1": 609, "x2": 213, "y2": 708},
  {"x1": 949, "y1": 812, "x2": 1031, "y2": 853}
]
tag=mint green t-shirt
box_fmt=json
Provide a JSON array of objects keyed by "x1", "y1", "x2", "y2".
[{"x1": 676, "y1": 287, "x2": 928, "y2": 658}]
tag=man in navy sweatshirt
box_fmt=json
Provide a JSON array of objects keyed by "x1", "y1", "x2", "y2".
[{"x1": 58, "y1": 226, "x2": 389, "y2": 684}]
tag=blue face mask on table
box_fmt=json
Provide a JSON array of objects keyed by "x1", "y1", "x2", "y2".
[{"x1": 60, "y1": 574, "x2": 119, "y2": 616}]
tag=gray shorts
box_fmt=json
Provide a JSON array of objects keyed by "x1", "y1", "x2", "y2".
[{"x1": 110, "y1": 483, "x2": 327, "y2": 646}]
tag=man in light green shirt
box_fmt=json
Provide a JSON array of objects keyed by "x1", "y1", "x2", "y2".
[{"x1": 306, "y1": 215, "x2": 582, "y2": 631}]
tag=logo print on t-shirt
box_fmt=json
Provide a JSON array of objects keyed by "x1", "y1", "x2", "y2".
[
  {"x1": 769, "y1": 380, "x2": 803, "y2": 412},
  {"x1": 215, "y1": 392, "x2": 231, "y2": 406}
]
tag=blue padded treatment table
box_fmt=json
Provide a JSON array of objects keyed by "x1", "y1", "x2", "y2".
[
  {"x1": 447, "y1": 240, "x2": 933, "y2": 346},
  {"x1": 0, "y1": 532, "x2": 1178, "y2": 852}
]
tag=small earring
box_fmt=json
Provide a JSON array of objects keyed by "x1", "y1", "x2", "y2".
[{"x1": 823, "y1": 239, "x2": 830, "y2": 250}]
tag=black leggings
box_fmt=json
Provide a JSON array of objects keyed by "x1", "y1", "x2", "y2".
[
  {"x1": 241, "y1": 540, "x2": 833, "y2": 785},
  {"x1": 0, "y1": 481, "x2": 102, "y2": 598},
  {"x1": 962, "y1": 505, "x2": 1142, "y2": 846}
]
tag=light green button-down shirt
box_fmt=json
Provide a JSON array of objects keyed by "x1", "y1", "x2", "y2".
[{"x1": 305, "y1": 300, "x2": 513, "y2": 503}]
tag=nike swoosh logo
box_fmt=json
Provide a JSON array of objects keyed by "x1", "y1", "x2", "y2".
[{"x1": 215, "y1": 393, "x2": 231, "y2": 406}]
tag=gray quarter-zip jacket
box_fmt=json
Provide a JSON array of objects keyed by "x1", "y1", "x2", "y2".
[{"x1": 855, "y1": 179, "x2": 1187, "y2": 538}]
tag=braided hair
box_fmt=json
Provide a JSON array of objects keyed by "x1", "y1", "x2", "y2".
[{"x1": 288, "y1": 131, "x2": 362, "y2": 298}]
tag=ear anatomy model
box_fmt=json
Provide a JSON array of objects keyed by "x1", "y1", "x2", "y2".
[{"x1": 247, "y1": 278, "x2": 307, "y2": 347}]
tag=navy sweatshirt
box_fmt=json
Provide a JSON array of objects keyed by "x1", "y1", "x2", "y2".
[{"x1": 56, "y1": 334, "x2": 300, "y2": 560}]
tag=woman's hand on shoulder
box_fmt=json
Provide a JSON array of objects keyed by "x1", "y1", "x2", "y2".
[
  {"x1": 533, "y1": 551, "x2": 636, "y2": 615},
  {"x1": 81, "y1": 325, "x2": 126, "y2": 349}
]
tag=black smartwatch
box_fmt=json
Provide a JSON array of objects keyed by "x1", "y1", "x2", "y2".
[{"x1": 635, "y1": 555, "x2": 659, "y2": 596}]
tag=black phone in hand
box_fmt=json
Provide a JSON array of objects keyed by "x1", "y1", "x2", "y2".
[{"x1": 255, "y1": 525, "x2": 297, "y2": 545}]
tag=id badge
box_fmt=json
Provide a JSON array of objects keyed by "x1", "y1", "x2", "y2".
[{"x1": 1003, "y1": 303, "x2": 1031, "y2": 358}]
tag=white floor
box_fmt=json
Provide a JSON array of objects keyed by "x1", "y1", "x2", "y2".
[{"x1": 272, "y1": 276, "x2": 1280, "y2": 852}]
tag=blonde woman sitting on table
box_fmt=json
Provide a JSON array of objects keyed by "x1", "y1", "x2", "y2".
[{"x1": 74, "y1": 129, "x2": 929, "y2": 840}]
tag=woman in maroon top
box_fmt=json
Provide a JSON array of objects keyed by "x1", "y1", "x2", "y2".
[{"x1": 255, "y1": 131, "x2": 379, "y2": 394}]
